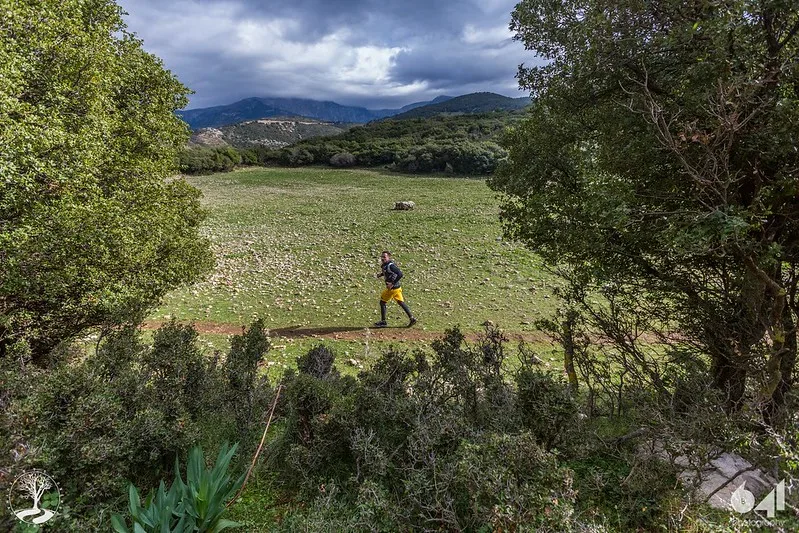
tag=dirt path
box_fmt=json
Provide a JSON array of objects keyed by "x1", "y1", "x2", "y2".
[{"x1": 141, "y1": 320, "x2": 550, "y2": 344}]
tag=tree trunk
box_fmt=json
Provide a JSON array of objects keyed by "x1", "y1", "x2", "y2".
[
  {"x1": 710, "y1": 353, "x2": 747, "y2": 411},
  {"x1": 562, "y1": 309, "x2": 579, "y2": 392},
  {"x1": 765, "y1": 307, "x2": 797, "y2": 423}
]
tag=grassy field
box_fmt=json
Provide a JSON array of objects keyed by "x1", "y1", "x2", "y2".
[
  {"x1": 148, "y1": 167, "x2": 565, "y2": 529},
  {"x1": 150, "y1": 167, "x2": 561, "y2": 366}
]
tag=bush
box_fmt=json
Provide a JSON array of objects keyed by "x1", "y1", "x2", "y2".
[
  {"x1": 267, "y1": 326, "x2": 578, "y2": 531},
  {"x1": 225, "y1": 319, "x2": 272, "y2": 445},
  {"x1": 179, "y1": 147, "x2": 251, "y2": 174},
  {"x1": 449, "y1": 433, "x2": 576, "y2": 531},
  {"x1": 1, "y1": 320, "x2": 271, "y2": 527},
  {"x1": 329, "y1": 152, "x2": 356, "y2": 167},
  {"x1": 516, "y1": 368, "x2": 578, "y2": 450}
]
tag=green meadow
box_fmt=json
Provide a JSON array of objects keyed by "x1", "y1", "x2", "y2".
[{"x1": 151, "y1": 167, "x2": 561, "y2": 365}]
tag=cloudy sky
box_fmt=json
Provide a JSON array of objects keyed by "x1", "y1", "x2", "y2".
[{"x1": 117, "y1": 0, "x2": 540, "y2": 110}]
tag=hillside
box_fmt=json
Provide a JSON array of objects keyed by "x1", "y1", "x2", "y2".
[
  {"x1": 178, "y1": 95, "x2": 452, "y2": 129},
  {"x1": 180, "y1": 112, "x2": 522, "y2": 175},
  {"x1": 189, "y1": 118, "x2": 348, "y2": 148},
  {"x1": 255, "y1": 112, "x2": 523, "y2": 174},
  {"x1": 391, "y1": 92, "x2": 531, "y2": 119}
]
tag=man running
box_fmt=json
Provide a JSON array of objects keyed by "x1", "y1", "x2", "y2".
[{"x1": 374, "y1": 251, "x2": 417, "y2": 328}]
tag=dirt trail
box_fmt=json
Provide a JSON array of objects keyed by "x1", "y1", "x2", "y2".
[{"x1": 141, "y1": 320, "x2": 550, "y2": 344}]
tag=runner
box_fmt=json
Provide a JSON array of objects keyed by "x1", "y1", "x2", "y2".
[{"x1": 374, "y1": 251, "x2": 417, "y2": 328}]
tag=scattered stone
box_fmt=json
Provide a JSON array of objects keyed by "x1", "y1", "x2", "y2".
[{"x1": 393, "y1": 201, "x2": 415, "y2": 210}]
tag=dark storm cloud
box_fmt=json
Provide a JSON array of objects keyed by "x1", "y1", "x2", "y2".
[
  {"x1": 389, "y1": 39, "x2": 526, "y2": 88},
  {"x1": 117, "y1": 0, "x2": 541, "y2": 109},
  {"x1": 231, "y1": 0, "x2": 474, "y2": 41}
]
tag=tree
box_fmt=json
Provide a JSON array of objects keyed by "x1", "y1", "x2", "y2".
[
  {"x1": 0, "y1": 0, "x2": 213, "y2": 364},
  {"x1": 491, "y1": 0, "x2": 799, "y2": 418},
  {"x1": 329, "y1": 152, "x2": 356, "y2": 167}
]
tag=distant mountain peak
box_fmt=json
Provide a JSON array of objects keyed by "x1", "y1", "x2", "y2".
[
  {"x1": 176, "y1": 93, "x2": 527, "y2": 130},
  {"x1": 390, "y1": 92, "x2": 531, "y2": 120}
]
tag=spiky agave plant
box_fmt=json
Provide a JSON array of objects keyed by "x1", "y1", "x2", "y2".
[{"x1": 112, "y1": 443, "x2": 244, "y2": 532}]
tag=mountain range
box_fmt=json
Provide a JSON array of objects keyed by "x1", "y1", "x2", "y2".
[
  {"x1": 177, "y1": 93, "x2": 529, "y2": 130},
  {"x1": 391, "y1": 92, "x2": 531, "y2": 119}
]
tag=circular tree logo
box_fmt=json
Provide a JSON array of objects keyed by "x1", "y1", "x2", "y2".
[{"x1": 7, "y1": 470, "x2": 61, "y2": 525}]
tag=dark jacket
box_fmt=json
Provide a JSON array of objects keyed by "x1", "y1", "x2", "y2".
[{"x1": 380, "y1": 260, "x2": 403, "y2": 288}]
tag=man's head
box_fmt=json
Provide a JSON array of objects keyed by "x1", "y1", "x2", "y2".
[{"x1": 380, "y1": 251, "x2": 391, "y2": 264}]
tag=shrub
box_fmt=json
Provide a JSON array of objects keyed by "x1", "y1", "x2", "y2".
[
  {"x1": 2, "y1": 321, "x2": 270, "y2": 526},
  {"x1": 516, "y1": 368, "x2": 578, "y2": 450},
  {"x1": 267, "y1": 327, "x2": 578, "y2": 531},
  {"x1": 224, "y1": 319, "x2": 272, "y2": 445},
  {"x1": 449, "y1": 432, "x2": 576, "y2": 531},
  {"x1": 329, "y1": 152, "x2": 356, "y2": 167},
  {"x1": 179, "y1": 147, "x2": 249, "y2": 174}
]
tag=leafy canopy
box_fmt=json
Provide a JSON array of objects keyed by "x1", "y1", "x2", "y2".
[
  {"x1": 491, "y1": 0, "x2": 799, "y2": 411},
  {"x1": 0, "y1": 0, "x2": 212, "y2": 362}
]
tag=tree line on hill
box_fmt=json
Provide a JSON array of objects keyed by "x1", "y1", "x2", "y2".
[{"x1": 178, "y1": 114, "x2": 518, "y2": 176}]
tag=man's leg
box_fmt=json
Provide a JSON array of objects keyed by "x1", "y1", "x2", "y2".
[
  {"x1": 397, "y1": 295, "x2": 417, "y2": 327},
  {"x1": 374, "y1": 295, "x2": 388, "y2": 327},
  {"x1": 398, "y1": 301, "x2": 412, "y2": 319}
]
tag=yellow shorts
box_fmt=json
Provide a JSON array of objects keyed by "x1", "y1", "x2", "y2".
[{"x1": 380, "y1": 287, "x2": 404, "y2": 303}]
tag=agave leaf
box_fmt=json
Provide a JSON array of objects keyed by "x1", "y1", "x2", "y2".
[
  {"x1": 111, "y1": 513, "x2": 129, "y2": 533},
  {"x1": 211, "y1": 518, "x2": 244, "y2": 532},
  {"x1": 187, "y1": 445, "x2": 203, "y2": 487},
  {"x1": 128, "y1": 484, "x2": 141, "y2": 518},
  {"x1": 173, "y1": 512, "x2": 191, "y2": 533}
]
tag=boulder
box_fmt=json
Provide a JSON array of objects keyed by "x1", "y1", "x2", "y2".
[
  {"x1": 642, "y1": 441, "x2": 779, "y2": 511},
  {"x1": 393, "y1": 201, "x2": 415, "y2": 210}
]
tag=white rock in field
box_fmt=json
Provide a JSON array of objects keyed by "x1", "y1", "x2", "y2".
[{"x1": 393, "y1": 201, "x2": 415, "y2": 210}]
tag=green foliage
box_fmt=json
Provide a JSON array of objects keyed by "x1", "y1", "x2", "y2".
[
  {"x1": 0, "y1": 0, "x2": 213, "y2": 363},
  {"x1": 329, "y1": 152, "x2": 356, "y2": 167},
  {"x1": 179, "y1": 113, "x2": 517, "y2": 176},
  {"x1": 224, "y1": 319, "x2": 272, "y2": 444},
  {"x1": 492, "y1": 0, "x2": 799, "y2": 416},
  {"x1": 450, "y1": 433, "x2": 576, "y2": 531},
  {"x1": 516, "y1": 368, "x2": 578, "y2": 450},
  {"x1": 267, "y1": 327, "x2": 579, "y2": 530},
  {"x1": 179, "y1": 147, "x2": 245, "y2": 174},
  {"x1": 1, "y1": 321, "x2": 270, "y2": 526},
  {"x1": 111, "y1": 443, "x2": 244, "y2": 533},
  {"x1": 567, "y1": 452, "x2": 676, "y2": 531},
  {"x1": 246, "y1": 114, "x2": 516, "y2": 175}
]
